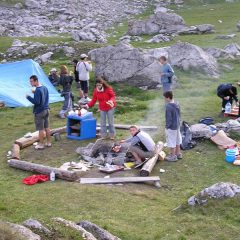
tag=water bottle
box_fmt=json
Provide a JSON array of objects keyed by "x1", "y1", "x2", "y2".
[
  {"x1": 225, "y1": 102, "x2": 232, "y2": 114},
  {"x1": 50, "y1": 171, "x2": 55, "y2": 181}
]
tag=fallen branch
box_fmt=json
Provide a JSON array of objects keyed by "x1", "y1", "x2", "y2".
[
  {"x1": 78, "y1": 221, "x2": 121, "y2": 240},
  {"x1": 53, "y1": 217, "x2": 97, "y2": 240},
  {"x1": 8, "y1": 159, "x2": 79, "y2": 181},
  {"x1": 140, "y1": 141, "x2": 164, "y2": 177}
]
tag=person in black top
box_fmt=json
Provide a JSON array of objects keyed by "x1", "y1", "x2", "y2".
[
  {"x1": 217, "y1": 83, "x2": 238, "y2": 112},
  {"x1": 59, "y1": 65, "x2": 73, "y2": 119},
  {"x1": 72, "y1": 59, "x2": 79, "y2": 83}
]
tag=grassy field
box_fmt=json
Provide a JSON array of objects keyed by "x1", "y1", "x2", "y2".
[{"x1": 1, "y1": 0, "x2": 240, "y2": 239}]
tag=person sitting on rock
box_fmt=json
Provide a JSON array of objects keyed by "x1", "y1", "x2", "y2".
[
  {"x1": 48, "y1": 68, "x2": 59, "y2": 86},
  {"x1": 120, "y1": 125, "x2": 156, "y2": 164},
  {"x1": 58, "y1": 65, "x2": 74, "y2": 119},
  {"x1": 217, "y1": 83, "x2": 239, "y2": 113},
  {"x1": 159, "y1": 56, "x2": 174, "y2": 93}
]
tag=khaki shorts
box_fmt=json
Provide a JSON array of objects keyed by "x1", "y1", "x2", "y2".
[
  {"x1": 165, "y1": 128, "x2": 182, "y2": 148},
  {"x1": 129, "y1": 146, "x2": 155, "y2": 160},
  {"x1": 34, "y1": 109, "x2": 49, "y2": 131}
]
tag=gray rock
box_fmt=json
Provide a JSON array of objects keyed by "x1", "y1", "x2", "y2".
[
  {"x1": 21, "y1": 49, "x2": 29, "y2": 56},
  {"x1": 63, "y1": 46, "x2": 75, "y2": 56},
  {"x1": 223, "y1": 43, "x2": 240, "y2": 56},
  {"x1": 89, "y1": 42, "x2": 161, "y2": 88},
  {"x1": 14, "y1": 3, "x2": 23, "y2": 9},
  {"x1": 149, "y1": 42, "x2": 218, "y2": 77},
  {"x1": 145, "y1": 34, "x2": 172, "y2": 43},
  {"x1": 215, "y1": 34, "x2": 236, "y2": 39},
  {"x1": 237, "y1": 21, "x2": 240, "y2": 31},
  {"x1": 36, "y1": 52, "x2": 53, "y2": 64},
  {"x1": 204, "y1": 47, "x2": 234, "y2": 59},
  {"x1": 0, "y1": 26, "x2": 7, "y2": 36},
  {"x1": 188, "y1": 182, "x2": 240, "y2": 206},
  {"x1": 128, "y1": 11, "x2": 185, "y2": 36},
  {"x1": 178, "y1": 24, "x2": 215, "y2": 35},
  {"x1": 23, "y1": 219, "x2": 51, "y2": 235},
  {"x1": 25, "y1": 0, "x2": 40, "y2": 9},
  {"x1": 7, "y1": 222, "x2": 41, "y2": 240}
]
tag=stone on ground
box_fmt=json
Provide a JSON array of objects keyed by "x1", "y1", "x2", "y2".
[{"x1": 23, "y1": 219, "x2": 51, "y2": 235}]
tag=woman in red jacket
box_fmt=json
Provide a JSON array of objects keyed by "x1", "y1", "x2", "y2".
[{"x1": 83, "y1": 76, "x2": 116, "y2": 139}]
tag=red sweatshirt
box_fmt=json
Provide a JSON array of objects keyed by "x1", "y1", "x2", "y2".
[{"x1": 87, "y1": 87, "x2": 116, "y2": 111}]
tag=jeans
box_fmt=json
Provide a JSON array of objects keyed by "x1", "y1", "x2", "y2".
[
  {"x1": 100, "y1": 108, "x2": 116, "y2": 138},
  {"x1": 59, "y1": 92, "x2": 72, "y2": 117},
  {"x1": 162, "y1": 83, "x2": 172, "y2": 93}
]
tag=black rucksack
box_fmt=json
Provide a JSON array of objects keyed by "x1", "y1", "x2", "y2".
[
  {"x1": 180, "y1": 121, "x2": 196, "y2": 150},
  {"x1": 199, "y1": 117, "x2": 214, "y2": 126}
]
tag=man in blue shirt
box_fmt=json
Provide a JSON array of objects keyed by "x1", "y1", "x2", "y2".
[
  {"x1": 159, "y1": 56, "x2": 174, "y2": 93},
  {"x1": 26, "y1": 75, "x2": 51, "y2": 150}
]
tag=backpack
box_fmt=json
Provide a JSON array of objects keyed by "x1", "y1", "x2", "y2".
[
  {"x1": 199, "y1": 117, "x2": 214, "y2": 125},
  {"x1": 180, "y1": 121, "x2": 196, "y2": 150}
]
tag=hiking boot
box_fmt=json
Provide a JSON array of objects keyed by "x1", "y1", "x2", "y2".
[
  {"x1": 177, "y1": 153, "x2": 183, "y2": 160},
  {"x1": 165, "y1": 154, "x2": 178, "y2": 162}
]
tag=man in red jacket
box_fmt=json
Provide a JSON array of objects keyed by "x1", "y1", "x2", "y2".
[{"x1": 82, "y1": 77, "x2": 116, "y2": 140}]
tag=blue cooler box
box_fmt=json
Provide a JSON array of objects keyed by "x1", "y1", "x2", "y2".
[{"x1": 67, "y1": 112, "x2": 96, "y2": 140}]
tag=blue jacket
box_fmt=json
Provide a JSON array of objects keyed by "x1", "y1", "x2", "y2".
[
  {"x1": 27, "y1": 86, "x2": 49, "y2": 114},
  {"x1": 160, "y1": 63, "x2": 174, "y2": 84},
  {"x1": 165, "y1": 101, "x2": 181, "y2": 130}
]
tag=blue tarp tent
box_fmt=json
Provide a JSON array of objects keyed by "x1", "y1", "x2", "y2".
[{"x1": 0, "y1": 59, "x2": 63, "y2": 107}]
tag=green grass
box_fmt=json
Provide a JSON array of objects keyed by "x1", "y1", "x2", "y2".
[{"x1": 1, "y1": 0, "x2": 240, "y2": 239}]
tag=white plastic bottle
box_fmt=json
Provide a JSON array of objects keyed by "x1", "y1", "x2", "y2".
[
  {"x1": 50, "y1": 171, "x2": 55, "y2": 181},
  {"x1": 225, "y1": 102, "x2": 232, "y2": 114}
]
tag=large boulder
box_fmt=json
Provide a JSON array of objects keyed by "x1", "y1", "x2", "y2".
[
  {"x1": 204, "y1": 47, "x2": 235, "y2": 59},
  {"x1": 148, "y1": 42, "x2": 219, "y2": 77},
  {"x1": 128, "y1": 10, "x2": 214, "y2": 36},
  {"x1": 89, "y1": 42, "x2": 161, "y2": 88},
  {"x1": 128, "y1": 11, "x2": 185, "y2": 36},
  {"x1": 89, "y1": 42, "x2": 219, "y2": 88}
]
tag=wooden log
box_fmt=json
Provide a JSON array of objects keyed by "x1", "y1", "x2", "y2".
[
  {"x1": 15, "y1": 126, "x2": 67, "y2": 149},
  {"x1": 11, "y1": 144, "x2": 20, "y2": 160},
  {"x1": 80, "y1": 176, "x2": 160, "y2": 187},
  {"x1": 8, "y1": 159, "x2": 79, "y2": 181},
  {"x1": 96, "y1": 124, "x2": 158, "y2": 131},
  {"x1": 140, "y1": 142, "x2": 164, "y2": 177},
  {"x1": 53, "y1": 218, "x2": 97, "y2": 240},
  {"x1": 15, "y1": 131, "x2": 40, "y2": 149},
  {"x1": 78, "y1": 221, "x2": 121, "y2": 240},
  {"x1": 50, "y1": 126, "x2": 67, "y2": 135}
]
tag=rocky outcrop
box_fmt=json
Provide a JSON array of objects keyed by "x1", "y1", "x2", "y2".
[
  {"x1": 204, "y1": 47, "x2": 235, "y2": 59},
  {"x1": 128, "y1": 11, "x2": 185, "y2": 36},
  {"x1": 72, "y1": 23, "x2": 107, "y2": 43},
  {"x1": 89, "y1": 41, "x2": 219, "y2": 88},
  {"x1": 128, "y1": 10, "x2": 214, "y2": 36},
  {"x1": 188, "y1": 182, "x2": 240, "y2": 206},
  {"x1": 0, "y1": 0, "x2": 152, "y2": 39}
]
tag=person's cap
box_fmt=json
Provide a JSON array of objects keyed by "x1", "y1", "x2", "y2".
[
  {"x1": 50, "y1": 68, "x2": 57, "y2": 72},
  {"x1": 80, "y1": 54, "x2": 88, "y2": 59}
]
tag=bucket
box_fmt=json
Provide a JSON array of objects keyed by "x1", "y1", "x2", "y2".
[
  {"x1": 53, "y1": 132, "x2": 61, "y2": 141},
  {"x1": 225, "y1": 148, "x2": 236, "y2": 163}
]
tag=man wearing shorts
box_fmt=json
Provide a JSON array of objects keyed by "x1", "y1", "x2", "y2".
[
  {"x1": 120, "y1": 125, "x2": 156, "y2": 164},
  {"x1": 76, "y1": 53, "x2": 92, "y2": 103},
  {"x1": 164, "y1": 91, "x2": 182, "y2": 162},
  {"x1": 26, "y1": 75, "x2": 51, "y2": 150}
]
